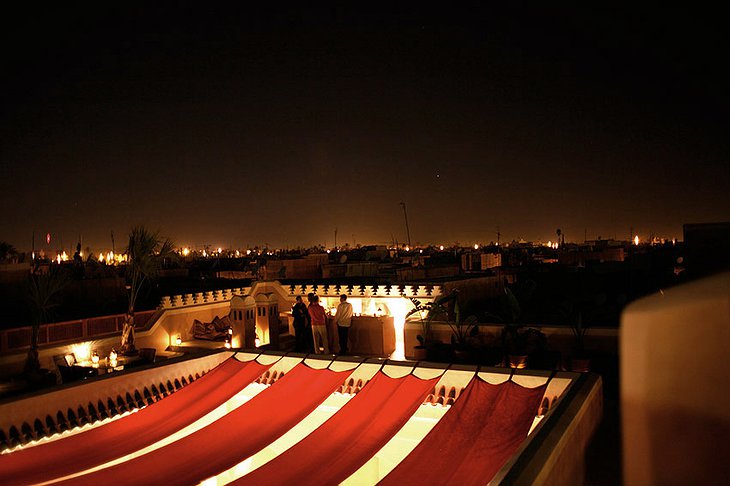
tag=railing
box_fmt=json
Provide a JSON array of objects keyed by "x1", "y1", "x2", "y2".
[{"x1": 0, "y1": 311, "x2": 156, "y2": 354}]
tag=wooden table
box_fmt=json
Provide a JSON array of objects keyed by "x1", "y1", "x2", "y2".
[
  {"x1": 327, "y1": 315, "x2": 395, "y2": 356},
  {"x1": 75, "y1": 355, "x2": 141, "y2": 374}
]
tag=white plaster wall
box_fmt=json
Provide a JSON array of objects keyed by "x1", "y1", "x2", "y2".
[{"x1": 622, "y1": 272, "x2": 730, "y2": 485}]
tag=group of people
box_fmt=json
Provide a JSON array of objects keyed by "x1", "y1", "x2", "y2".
[{"x1": 291, "y1": 293, "x2": 353, "y2": 355}]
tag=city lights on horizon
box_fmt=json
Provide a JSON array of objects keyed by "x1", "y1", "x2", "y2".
[{"x1": 19, "y1": 228, "x2": 681, "y2": 266}]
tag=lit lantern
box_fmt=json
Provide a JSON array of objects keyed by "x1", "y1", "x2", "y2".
[
  {"x1": 228, "y1": 327, "x2": 233, "y2": 335},
  {"x1": 224, "y1": 341, "x2": 232, "y2": 349},
  {"x1": 91, "y1": 351, "x2": 100, "y2": 364},
  {"x1": 109, "y1": 348, "x2": 118, "y2": 361},
  {"x1": 634, "y1": 235, "x2": 640, "y2": 246},
  {"x1": 175, "y1": 335, "x2": 182, "y2": 345},
  {"x1": 439, "y1": 245, "x2": 444, "y2": 251}
]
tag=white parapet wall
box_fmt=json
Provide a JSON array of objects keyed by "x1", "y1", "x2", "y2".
[{"x1": 0, "y1": 351, "x2": 231, "y2": 448}]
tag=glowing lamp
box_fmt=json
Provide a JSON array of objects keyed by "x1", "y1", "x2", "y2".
[
  {"x1": 182, "y1": 247, "x2": 190, "y2": 257},
  {"x1": 109, "y1": 349, "x2": 118, "y2": 361},
  {"x1": 228, "y1": 327, "x2": 233, "y2": 335},
  {"x1": 474, "y1": 244, "x2": 479, "y2": 250},
  {"x1": 224, "y1": 341, "x2": 232, "y2": 349},
  {"x1": 175, "y1": 335, "x2": 182, "y2": 345},
  {"x1": 439, "y1": 245, "x2": 444, "y2": 251},
  {"x1": 634, "y1": 235, "x2": 640, "y2": 246},
  {"x1": 91, "y1": 351, "x2": 100, "y2": 364}
]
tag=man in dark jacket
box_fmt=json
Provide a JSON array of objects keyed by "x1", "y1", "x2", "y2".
[{"x1": 292, "y1": 295, "x2": 310, "y2": 352}]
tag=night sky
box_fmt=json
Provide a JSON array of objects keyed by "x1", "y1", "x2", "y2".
[{"x1": 2, "y1": 5, "x2": 729, "y2": 251}]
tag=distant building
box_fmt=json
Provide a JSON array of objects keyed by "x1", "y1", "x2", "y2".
[
  {"x1": 558, "y1": 246, "x2": 624, "y2": 266},
  {"x1": 481, "y1": 252, "x2": 502, "y2": 269},
  {"x1": 683, "y1": 222, "x2": 730, "y2": 278},
  {"x1": 262, "y1": 254, "x2": 328, "y2": 279}
]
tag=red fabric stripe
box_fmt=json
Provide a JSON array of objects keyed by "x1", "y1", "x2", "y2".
[
  {"x1": 446, "y1": 380, "x2": 547, "y2": 485},
  {"x1": 63, "y1": 363, "x2": 352, "y2": 486},
  {"x1": 0, "y1": 357, "x2": 269, "y2": 486},
  {"x1": 378, "y1": 377, "x2": 546, "y2": 486},
  {"x1": 236, "y1": 371, "x2": 439, "y2": 486}
]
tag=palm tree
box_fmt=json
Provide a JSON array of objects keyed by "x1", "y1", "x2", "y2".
[
  {"x1": 120, "y1": 226, "x2": 174, "y2": 355},
  {"x1": 25, "y1": 267, "x2": 69, "y2": 375},
  {"x1": 0, "y1": 241, "x2": 18, "y2": 262}
]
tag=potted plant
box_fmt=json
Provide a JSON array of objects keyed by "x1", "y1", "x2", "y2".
[
  {"x1": 406, "y1": 298, "x2": 434, "y2": 360},
  {"x1": 121, "y1": 226, "x2": 174, "y2": 355},
  {"x1": 492, "y1": 286, "x2": 543, "y2": 368},
  {"x1": 502, "y1": 325, "x2": 546, "y2": 369},
  {"x1": 569, "y1": 311, "x2": 591, "y2": 372},
  {"x1": 446, "y1": 298, "x2": 479, "y2": 363},
  {"x1": 25, "y1": 265, "x2": 69, "y2": 386}
]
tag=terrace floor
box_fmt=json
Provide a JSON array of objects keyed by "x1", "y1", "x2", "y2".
[{"x1": 585, "y1": 352, "x2": 621, "y2": 485}]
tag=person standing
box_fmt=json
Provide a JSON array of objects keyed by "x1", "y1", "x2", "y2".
[
  {"x1": 305, "y1": 292, "x2": 315, "y2": 351},
  {"x1": 335, "y1": 294, "x2": 353, "y2": 355},
  {"x1": 291, "y1": 296, "x2": 309, "y2": 352},
  {"x1": 308, "y1": 294, "x2": 329, "y2": 354}
]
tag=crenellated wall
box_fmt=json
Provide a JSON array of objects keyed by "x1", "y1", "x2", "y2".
[
  {"x1": 0, "y1": 281, "x2": 445, "y2": 377},
  {"x1": 0, "y1": 351, "x2": 230, "y2": 450},
  {"x1": 158, "y1": 281, "x2": 443, "y2": 310}
]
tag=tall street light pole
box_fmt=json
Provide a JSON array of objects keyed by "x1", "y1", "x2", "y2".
[{"x1": 400, "y1": 202, "x2": 412, "y2": 248}]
